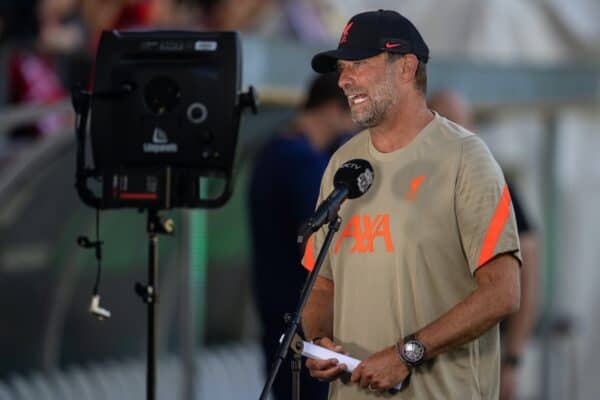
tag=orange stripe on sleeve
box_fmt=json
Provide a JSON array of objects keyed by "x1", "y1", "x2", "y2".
[
  {"x1": 302, "y1": 235, "x2": 315, "y2": 271},
  {"x1": 478, "y1": 184, "x2": 512, "y2": 267}
]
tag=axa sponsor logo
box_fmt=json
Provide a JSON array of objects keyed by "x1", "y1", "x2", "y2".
[
  {"x1": 143, "y1": 127, "x2": 178, "y2": 153},
  {"x1": 334, "y1": 214, "x2": 394, "y2": 254}
]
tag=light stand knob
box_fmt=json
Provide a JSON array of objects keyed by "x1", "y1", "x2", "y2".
[{"x1": 239, "y1": 86, "x2": 258, "y2": 114}]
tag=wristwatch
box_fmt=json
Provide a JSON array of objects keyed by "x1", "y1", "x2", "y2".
[{"x1": 397, "y1": 334, "x2": 426, "y2": 367}]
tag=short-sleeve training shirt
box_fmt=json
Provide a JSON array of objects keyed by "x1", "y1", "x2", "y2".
[{"x1": 303, "y1": 113, "x2": 521, "y2": 400}]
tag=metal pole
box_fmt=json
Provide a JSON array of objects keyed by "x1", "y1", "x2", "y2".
[
  {"x1": 540, "y1": 110, "x2": 560, "y2": 400},
  {"x1": 291, "y1": 352, "x2": 301, "y2": 400},
  {"x1": 259, "y1": 216, "x2": 342, "y2": 400},
  {"x1": 148, "y1": 209, "x2": 159, "y2": 400},
  {"x1": 180, "y1": 210, "x2": 195, "y2": 400}
]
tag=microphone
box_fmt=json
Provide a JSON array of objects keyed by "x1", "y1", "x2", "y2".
[{"x1": 298, "y1": 159, "x2": 374, "y2": 243}]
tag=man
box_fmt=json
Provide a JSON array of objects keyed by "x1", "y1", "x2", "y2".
[
  {"x1": 301, "y1": 10, "x2": 522, "y2": 399},
  {"x1": 249, "y1": 72, "x2": 354, "y2": 400},
  {"x1": 429, "y1": 89, "x2": 539, "y2": 400}
]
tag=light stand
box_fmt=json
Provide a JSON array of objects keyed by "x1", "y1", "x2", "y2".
[
  {"x1": 134, "y1": 209, "x2": 174, "y2": 400},
  {"x1": 72, "y1": 30, "x2": 257, "y2": 400}
]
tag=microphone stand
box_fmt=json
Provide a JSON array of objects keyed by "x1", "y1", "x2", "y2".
[{"x1": 259, "y1": 215, "x2": 343, "y2": 400}]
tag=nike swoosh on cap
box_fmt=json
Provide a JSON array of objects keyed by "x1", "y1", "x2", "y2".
[{"x1": 385, "y1": 42, "x2": 401, "y2": 49}]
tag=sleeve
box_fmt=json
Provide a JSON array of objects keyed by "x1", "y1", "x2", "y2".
[
  {"x1": 455, "y1": 136, "x2": 522, "y2": 274},
  {"x1": 301, "y1": 158, "x2": 336, "y2": 280}
]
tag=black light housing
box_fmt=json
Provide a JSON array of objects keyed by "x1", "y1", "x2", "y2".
[{"x1": 74, "y1": 29, "x2": 257, "y2": 209}]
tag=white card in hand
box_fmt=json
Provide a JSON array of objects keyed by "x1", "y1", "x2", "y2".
[{"x1": 299, "y1": 340, "x2": 405, "y2": 391}]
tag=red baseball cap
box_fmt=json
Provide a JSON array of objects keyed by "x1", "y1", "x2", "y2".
[{"x1": 312, "y1": 10, "x2": 430, "y2": 73}]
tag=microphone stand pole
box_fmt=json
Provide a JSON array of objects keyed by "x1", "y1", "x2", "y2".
[{"x1": 259, "y1": 215, "x2": 343, "y2": 400}]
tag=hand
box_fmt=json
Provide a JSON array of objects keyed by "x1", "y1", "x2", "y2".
[
  {"x1": 500, "y1": 363, "x2": 518, "y2": 400},
  {"x1": 305, "y1": 337, "x2": 347, "y2": 382},
  {"x1": 351, "y1": 345, "x2": 409, "y2": 392}
]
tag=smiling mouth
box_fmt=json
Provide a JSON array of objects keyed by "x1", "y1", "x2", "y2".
[{"x1": 348, "y1": 94, "x2": 368, "y2": 105}]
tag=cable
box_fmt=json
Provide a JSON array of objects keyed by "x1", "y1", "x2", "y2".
[
  {"x1": 92, "y1": 207, "x2": 102, "y2": 295},
  {"x1": 77, "y1": 208, "x2": 111, "y2": 319}
]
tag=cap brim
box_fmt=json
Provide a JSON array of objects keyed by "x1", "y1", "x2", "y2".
[{"x1": 311, "y1": 47, "x2": 382, "y2": 73}]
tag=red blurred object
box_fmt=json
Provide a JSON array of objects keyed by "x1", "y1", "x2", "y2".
[
  {"x1": 115, "y1": 1, "x2": 154, "y2": 29},
  {"x1": 87, "y1": 0, "x2": 156, "y2": 55},
  {"x1": 9, "y1": 50, "x2": 67, "y2": 137}
]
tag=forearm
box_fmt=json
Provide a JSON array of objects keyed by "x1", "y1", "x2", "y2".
[
  {"x1": 301, "y1": 276, "x2": 334, "y2": 341},
  {"x1": 415, "y1": 255, "x2": 521, "y2": 359},
  {"x1": 416, "y1": 284, "x2": 515, "y2": 358},
  {"x1": 502, "y1": 235, "x2": 539, "y2": 355}
]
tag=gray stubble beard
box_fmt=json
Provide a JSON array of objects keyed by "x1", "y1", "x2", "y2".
[{"x1": 351, "y1": 68, "x2": 398, "y2": 129}]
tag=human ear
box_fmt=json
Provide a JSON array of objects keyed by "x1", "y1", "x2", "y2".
[{"x1": 402, "y1": 54, "x2": 419, "y2": 80}]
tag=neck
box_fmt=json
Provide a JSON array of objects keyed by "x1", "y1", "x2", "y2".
[{"x1": 369, "y1": 94, "x2": 434, "y2": 153}]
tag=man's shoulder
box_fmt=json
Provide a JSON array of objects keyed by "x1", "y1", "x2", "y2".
[
  {"x1": 428, "y1": 115, "x2": 496, "y2": 161},
  {"x1": 431, "y1": 114, "x2": 476, "y2": 143}
]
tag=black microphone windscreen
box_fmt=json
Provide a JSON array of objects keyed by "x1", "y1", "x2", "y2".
[{"x1": 333, "y1": 159, "x2": 374, "y2": 199}]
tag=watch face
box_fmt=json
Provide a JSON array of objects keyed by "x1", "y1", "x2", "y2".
[{"x1": 403, "y1": 340, "x2": 425, "y2": 364}]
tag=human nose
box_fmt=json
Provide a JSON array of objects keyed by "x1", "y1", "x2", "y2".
[{"x1": 338, "y1": 66, "x2": 354, "y2": 90}]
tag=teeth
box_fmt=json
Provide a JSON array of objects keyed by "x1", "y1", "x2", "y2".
[{"x1": 349, "y1": 94, "x2": 367, "y2": 105}]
